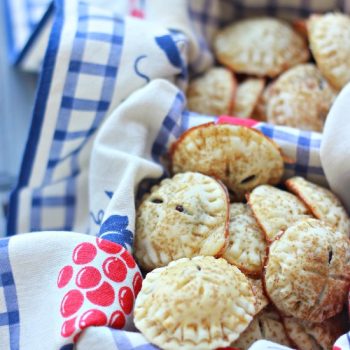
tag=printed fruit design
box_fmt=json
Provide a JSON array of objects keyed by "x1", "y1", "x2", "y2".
[{"x1": 57, "y1": 239, "x2": 142, "y2": 340}]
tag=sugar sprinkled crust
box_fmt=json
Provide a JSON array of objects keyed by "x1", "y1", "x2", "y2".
[
  {"x1": 233, "y1": 78, "x2": 265, "y2": 119},
  {"x1": 187, "y1": 67, "x2": 236, "y2": 116},
  {"x1": 134, "y1": 256, "x2": 256, "y2": 350},
  {"x1": 232, "y1": 308, "x2": 292, "y2": 349},
  {"x1": 286, "y1": 176, "x2": 350, "y2": 237},
  {"x1": 223, "y1": 203, "x2": 266, "y2": 275},
  {"x1": 308, "y1": 13, "x2": 350, "y2": 90},
  {"x1": 264, "y1": 219, "x2": 350, "y2": 323},
  {"x1": 283, "y1": 309, "x2": 349, "y2": 350},
  {"x1": 135, "y1": 172, "x2": 229, "y2": 271},
  {"x1": 248, "y1": 185, "x2": 312, "y2": 242},
  {"x1": 283, "y1": 317, "x2": 338, "y2": 350},
  {"x1": 248, "y1": 277, "x2": 269, "y2": 314},
  {"x1": 252, "y1": 83, "x2": 273, "y2": 121},
  {"x1": 171, "y1": 123, "x2": 284, "y2": 201},
  {"x1": 214, "y1": 17, "x2": 309, "y2": 78},
  {"x1": 266, "y1": 64, "x2": 336, "y2": 132}
]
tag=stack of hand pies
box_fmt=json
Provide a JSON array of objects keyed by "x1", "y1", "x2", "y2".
[
  {"x1": 133, "y1": 123, "x2": 350, "y2": 350},
  {"x1": 186, "y1": 13, "x2": 350, "y2": 132}
]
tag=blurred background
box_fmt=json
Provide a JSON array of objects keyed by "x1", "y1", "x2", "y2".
[{"x1": 0, "y1": 5, "x2": 37, "y2": 234}]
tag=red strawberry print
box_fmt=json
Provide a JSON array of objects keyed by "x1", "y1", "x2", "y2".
[
  {"x1": 57, "y1": 266, "x2": 73, "y2": 288},
  {"x1": 61, "y1": 317, "x2": 77, "y2": 338},
  {"x1": 120, "y1": 250, "x2": 136, "y2": 268},
  {"x1": 60, "y1": 290, "x2": 84, "y2": 318},
  {"x1": 118, "y1": 287, "x2": 134, "y2": 315},
  {"x1": 96, "y1": 237, "x2": 123, "y2": 255},
  {"x1": 102, "y1": 257, "x2": 127, "y2": 283},
  {"x1": 79, "y1": 309, "x2": 107, "y2": 329},
  {"x1": 76, "y1": 266, "x2": 101, "y2": 289},
  {"x1": 132, "y1": 272, "x2": 142, "y2": 297},
  {"x1": 109, "y1": 310, "x2": 126, "y2": 329},
  {"x1": 58, "y1": 238, "x2": 142, "y2": 342},
  {"x1": 86, "y1": 281, "x2": 115, "y2": 307},
  {"x1": 73, "y1": 243, "x2": 97, "y2": 264}
]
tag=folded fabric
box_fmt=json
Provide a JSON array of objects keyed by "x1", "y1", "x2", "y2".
[
  {"x1": 0, "y1": 232, "x2": 141, "y2": 349},
  {"x1": 2, "y1": 0, "x2": 350, "y2": 349},
  {"x1": 321, "y1": 83, "x2": 350, "y2": 212}
]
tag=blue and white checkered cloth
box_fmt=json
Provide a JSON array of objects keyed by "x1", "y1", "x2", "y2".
[
  {"x1": 0, "y1": 239, "x2": 20, "y2": 349},
  {"x1": 4, "y1": 0, "x2": 51, "y2": 62},
  {"x1": 2, "y1": 0, "x2": 350, "y2": 349}
]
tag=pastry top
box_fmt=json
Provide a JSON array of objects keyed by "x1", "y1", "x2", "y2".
[
  {"x1": 264, "y1": 218, "x2": 350, "y2": 323},
  {"x1": 283, "y1": 317, "x2": 339, "y2": 350},
  {"x1": 187, "y1": 67, "x2": 236, "y2": 116},
  {"x1": 233, "y1": 78, "x2": 265, "y2": 119},
  {"x1": 232, "y1": 308, "x2": 292, "y2": 349},
  {"x1": 134, "y1": 256, "x2": 256, "y2": 350},
  {"x1": 214, "y1": 17, "x2": 309, "y2": 77},
  {"x1": 252, "y1": 83, "x2": 273, "y2": 121},
  {"x1": 286, "y1": 176, "x2": 350, "y2": 237},
  {"x1": 135, "y1": 172, "x2": 229, "y2": 271},
  {"x1": 292, "y1": 18, "x2": 308, "y2": 40},
  {"x1": 171, "y1": 123, "x2": 284, "y2": 201},
  {"x1": 223, "y1": 203, "x2": 266, "y2": 275},
  {"x1": 248, "y1": 185, "x2": 312, "y2": 242},
  {"x1": 308, "y1": 13, "x2": 350, "y2": 90},
  {"x1": 248, "y1": 277, "x2": 269, "y2": 314},
  {"x1": 266, "y1": 64, "x2": 336, "y2": 132}
]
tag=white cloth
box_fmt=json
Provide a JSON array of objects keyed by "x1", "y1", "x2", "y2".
[
  {"x1": 3, "y1": 1, "x2": 350, "y2": 350},
  {"x1": 321, "y1": 83, "x2": 350, "y2": 211}
]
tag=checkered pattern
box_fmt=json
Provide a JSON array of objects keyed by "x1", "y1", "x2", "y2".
[
  {"x1": 4, "y1": 0, "x2": 51, "y2": 60},
  {"x1": 24, "y1": 0, "x2": 51, "y2": 30},
  {"x1": 202, "y1": 0, "x2": 345, "y2": 26},
  {"x1": 7, "y1": 0, "x2": 348, "y2": 66},
  {"x1": 187, "y1": 115, "x2": 326, "y2": 186},
  {"x1": 111, "y1": 329, "x2": 158, "y2": 350},
  {"x1": 187, "y1": 0, "x2": 219, "y2": 73},
  {"x1": 151, "y1": 92, "x2": 189, "y2": 164},
  {"x1": 0, "y1": 239, "x2": 19, "y2": 350},
  {"x1": 256, "y1": 123, "x2": 325, "y2": 184},
  {"x1": 136, "y1": 92, "x2": 189, "y2": 200},
  {"x1": 29, "y1": 2, "x2": 124, "y2": 232},
  {"x1": 186, "y1": 0, "x2": 346, "y2": 74},
  {"x1": 8, "y1": 0, "x2": 348, "y2": 234},
  {"x1": 168, "y1": 29, "x2": 189, "y2": 89},
  {"x1": 137, "y1": 96, "x2": 214, "y2": 201},
  {"x1": 3, "y1": 1, "x2": 350, "y2": 349},
  {"x1": 140, "y1": 99, "x2": 325, "y2": 199}
]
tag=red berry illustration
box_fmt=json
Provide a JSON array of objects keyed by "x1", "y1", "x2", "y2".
[
  {"x1": 61, "y1": 317, "x2": 77, "y2": 337},
  {"x1": 96, "y1": 237, "x2": 123, "y2": 254},
  {"x1": 132, "y1": 272, "x2": 142, "y2": 297},
  {"x1": 57, "y1": 265, "x2": 73, "y2": 288},
  {"x1": 76, "y1": 266, "x2": 101, "y2": 289},
  {"x1": 109, "y1": 310, "x2": 125, "y2": 329},
  {"x1": 120, "y1": 250, "x2": 136, "y2": 268},
  {"x1": 60, "y1": 290, "x2": 84, "y2": 318},
  {"x1": 58, "y1": 239, "x2": 140, "y2": 340},
  {"x1": 86, "y1": 281, "x2": 115, "y2": 307},
  {"x1": 79, "y1": 309, "x2": 107, "y2": 329},
  {"x1": 102, "y1": 257, "x2": 127, "y2": 283},
  {"x1": 73, "y1": 333, "x2": 81, "y2": 343},
  {"x1": 118, "y1": 286, "x2": 134, "y2": 314},
  {"x1": 73, "y1": 243, "x2": 97, "y2": 264}
]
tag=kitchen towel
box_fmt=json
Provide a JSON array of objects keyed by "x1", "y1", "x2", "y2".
[{"x1": 2, "y1": 1, "x2": 350, "y2": 349}]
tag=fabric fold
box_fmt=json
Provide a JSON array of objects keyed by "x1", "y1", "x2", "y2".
[
  {"x1": 2, "y1": 1, "x2": 350, "y2": 349},
  {"x1": 321, "y1": 83, "x2": 350, "y2": 211}
]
